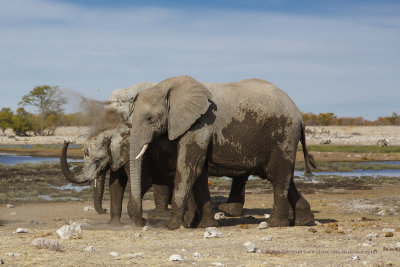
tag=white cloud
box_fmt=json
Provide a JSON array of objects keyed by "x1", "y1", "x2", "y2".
[{"x1": 0, "y1": 0, "x2": 399, "y2": 119}]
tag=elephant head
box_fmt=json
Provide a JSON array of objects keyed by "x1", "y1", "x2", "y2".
[
  {"x1": 60, "y1": 123, "x2": 131, "y2": 213},
  {"x1": 129, "y1": 75, "x2": 212, "y2": 226}
]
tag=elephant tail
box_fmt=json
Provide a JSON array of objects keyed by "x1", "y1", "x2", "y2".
[{"x1": 300, "y1": 122, "x2": 316, "y2": 177}]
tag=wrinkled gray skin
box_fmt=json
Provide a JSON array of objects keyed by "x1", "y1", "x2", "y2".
[
  {"x1": 129, "y1": 75, "x2": 316, "y2": 230},
  {"x1": 60, "y1": 123, "x2": 215, "y2": 227},
  {"x1": 60, "y1": 123, "x2": 142, "y2": 224}
]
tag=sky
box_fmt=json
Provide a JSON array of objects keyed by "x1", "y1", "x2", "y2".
[{"x1": 0, "y1": 0, "x2": 399, "y2": 120}]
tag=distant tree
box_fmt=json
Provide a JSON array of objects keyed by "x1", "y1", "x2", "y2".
[
  {"x1": 19, "y1": 85, "x2": 67, "y2": 117},
  {"x1": 389, "y1": 112, "x2": 400, "y2": 125},
  {"x1": 12, "y1": 107, "x2": 33, "y2": 136},
  {"x1": 302, "y1": 112, "x2": 318, "y2": 126},
  {"x1": 317, "y1": 112, "x2": 336, "y2": 126},
  {"x1": 0, "y1": 107, "x2": 14, "y2": 135}
]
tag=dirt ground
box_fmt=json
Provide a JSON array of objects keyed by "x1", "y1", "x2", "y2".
[{"x1": 1, "y1": 185, "x2": 399, "y2": 266}]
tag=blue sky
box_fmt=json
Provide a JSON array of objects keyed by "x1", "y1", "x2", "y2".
[{"x1": 1, "y1": 0, "x2": 399, "y2": 119}]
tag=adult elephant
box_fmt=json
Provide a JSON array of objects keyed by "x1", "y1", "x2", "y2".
[
  {"x1": 129, "y1": 75, "x2": 315, "y2": 230},
  {"x1": 60, "y1": 122, "x2": 216, "y2": 227}
]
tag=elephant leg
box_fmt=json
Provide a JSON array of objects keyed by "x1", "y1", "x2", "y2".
[
  {"x1": 147, "y1": 184, "x2": 172, "y2": 219},
  {"x1": 265, "y1": 150, "x2": 292, "y2": 227},
  {"x1": 218, "y1": 176, "x2": 248, "y2": 217},
  {"x1": 167, "y1": 140, "x2": 208, "y2": 230},
  {"x1": 195, "y1": 170, "x2": 218, "y2": 228},
  {"x1": 288, "y1": 179, "x2": 314, "y2": 226},
  {"x1": 108, "y1": 168, "x2": 127, "y2": 225},
  {"x1": 183, "y1": 192, "x2": 198, "y2": 228}
]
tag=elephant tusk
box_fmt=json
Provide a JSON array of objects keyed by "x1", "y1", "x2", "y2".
[
  {"x1": 135, "y1": 144, "x2": 149, "y2": 160},
  {"x1": 94, "y1": 178, "x2": 97, "y2": 188}
]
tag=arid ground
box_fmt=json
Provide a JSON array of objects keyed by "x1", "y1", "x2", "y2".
[{"x1": 1, "y1": 126, "x2": 400, "y2": 266}]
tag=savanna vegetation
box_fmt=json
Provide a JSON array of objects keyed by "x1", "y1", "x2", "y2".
[
  {"x1": 1, "y1": 85, "x2": 399, "y2": 137},
  {"x1": 302, "y1": 112, "x2": 400, "y2": 126},
  {"x1": 0, "y1": 85, "x2": 93, "y2": 136}
]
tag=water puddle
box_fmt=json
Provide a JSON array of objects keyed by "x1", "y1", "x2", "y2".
[
  {"x1": 51, "y1": 183, "x2": 91, "y2": 192},
  {"x1": 294, "y1": 169, "x2": 400, "y2": 178},
  {"x1": 0, "y1": 152, "x2": 82, "y2": 165}
]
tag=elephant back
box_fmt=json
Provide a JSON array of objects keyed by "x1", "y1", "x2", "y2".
[{"x1": 108, "y1": 82, "x2": 156, "y2": 120}]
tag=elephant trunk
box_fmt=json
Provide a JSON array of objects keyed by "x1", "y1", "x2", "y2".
[
  {"x1": 93, "y1": 173, "x2": 107, "y2": 214},
  {"x1": 130, "y1": 144, "x2": 144, "y2": 226},
  {"x1": 60, "y1": 141, "x2": 89, "y2": 184}
]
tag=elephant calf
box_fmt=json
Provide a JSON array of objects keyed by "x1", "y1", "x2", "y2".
[{"x1": 60, "y1": 122, "x2": 215, "y2": 228}]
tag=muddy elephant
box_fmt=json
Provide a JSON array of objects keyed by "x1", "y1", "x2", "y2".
[
  {"x1": 129, "y1": 75, "x2": 316, "y2": 230},
  {"x1": 60, "y1": 122, "x2": 216, "y2": 227}
]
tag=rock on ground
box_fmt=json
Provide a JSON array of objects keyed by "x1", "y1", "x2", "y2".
[
  {"x1": 56, "y1": 222, "x2": 82, "y2": 239},
  {"x1": 32, "y1": 238, "x2": 63, "y2": 251}
]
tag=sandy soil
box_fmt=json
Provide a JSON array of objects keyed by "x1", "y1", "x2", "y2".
[{"x1": 1, "y1": 185, "x2": 399, "y2": 266}]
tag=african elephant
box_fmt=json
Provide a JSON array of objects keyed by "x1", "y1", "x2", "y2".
[
  {"x1": 60, "y1": 122, "x2": 216, "y2": 227},
  {"x1": 129, "y1": 75, "x2": 315, "y2": 230}
]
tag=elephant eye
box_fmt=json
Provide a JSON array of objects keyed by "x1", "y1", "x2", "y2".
[{"x1": 145, "y1": 114, "x2": 152, "y2": 122}]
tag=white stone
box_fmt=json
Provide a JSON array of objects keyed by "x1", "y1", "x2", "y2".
[
  {"x1": 261, "y1": 236, "x2": 273, "y2": 241},
  {"x1": 169, "y1": 254, "x2": 182, "y2": 261},
  {"x1": 204, "y1": 227, "x2": 222, "y2": 238},
  {"x1": 258, "y1": 221, "x2": 268, "y2": 229},
  {"x1": 214, "y1": 212, "x2": 225, "y2": 220},
  {"x1": 361, "y1": 241, "x2": 373, "y2": 247},
  {"x1": 32, "y1": 238, "x2": 63, "y2": 251},
  {"x1": 14, "y1": 228, "x2": 28, "y2": 233},
  {"x1": 377, "y1": 209, "x2": 387, "y2": 216},
  {"x1": 243, "y1": 241, "x2": 257, "y2": 253},
  {"x1": 193, "y1": 252, "x2": 202, "y2": 258},
  {"x1": 110, "y1": 251, "x2": 119, "y2": 257},
  {"x1": 85, "y1": 246, "x2": 95, "y2": 252},
  {"x1": 211, "y1": 262, "x2": 224, "y2": 266},
  {"x1": 56, "y1": 222, "x2": 82, "y2": 239},
  {"x1": 125, "y1": 252, "x2": 145, "y2": 258},
  {"x1": 134, "y1": 232, "x2": 142, "y2": 237},
  {"x1": 366, "y1": 232, "x2": 379, "y2": 240},
  {"x1": 5, "y1": 252, "x2": 21, "y2": 257},
  {"x1": 396, "y1": 241, "x2": 400, "y2": 249},
  {"x1": 83, "y1": 206, "x2": 95, "y2": 212},
  {"x1": 142, "y1": 226, "x2": 150, "y2": 231},
  {"x1": 382, "y1": 228, "x2": 395, "y2": 233},
  {"x1": 6, "y1": 204, "x2": 15, "y2": 208},
  {"x1": 351, "y1": 255, "x2": 360, "y2": 260}
]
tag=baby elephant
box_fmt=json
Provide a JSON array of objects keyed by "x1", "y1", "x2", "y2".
[{"x1": 60, "y1": 122, "x2": 216, "y2": 228}]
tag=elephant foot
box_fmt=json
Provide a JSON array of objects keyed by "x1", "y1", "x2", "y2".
[
  {"x1": 294, "y1": 210, "x2": 315, "y2": 226},
  {"x1": 166, "y1": 218, "x2": 182, "y2": 230},
  {"x1": 132, "y1": 217, "x2": 146, "y2": 227},
  {"x1": 95, "y1": 207, "x2": 107, "y2": 214},
  {"x1": 197, "y1": 217, "x2": 218, "y2": 228},
  {"x1": 183, "y1": 210, "x2": 197, "y2": 228},
  {"x1": 266, "y1": 209, "x2": 290, "y2": 227},
  {"x1": 266, "y1": 216, "x2": 290, "y2": 227},
  {"x1": 217, "y1": 202, "x2": 243, "y2": 217},
  {"x1": 107, "y1": 217, "x2": 122, "y2": 226}
]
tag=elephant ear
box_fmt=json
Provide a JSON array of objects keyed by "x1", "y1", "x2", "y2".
[
  {"x1": 167, "y1": 76, "x2": 212, "y2": 140},
  {"x1": 109, "y1": 125, "x2": 131, "y2": 171}
]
